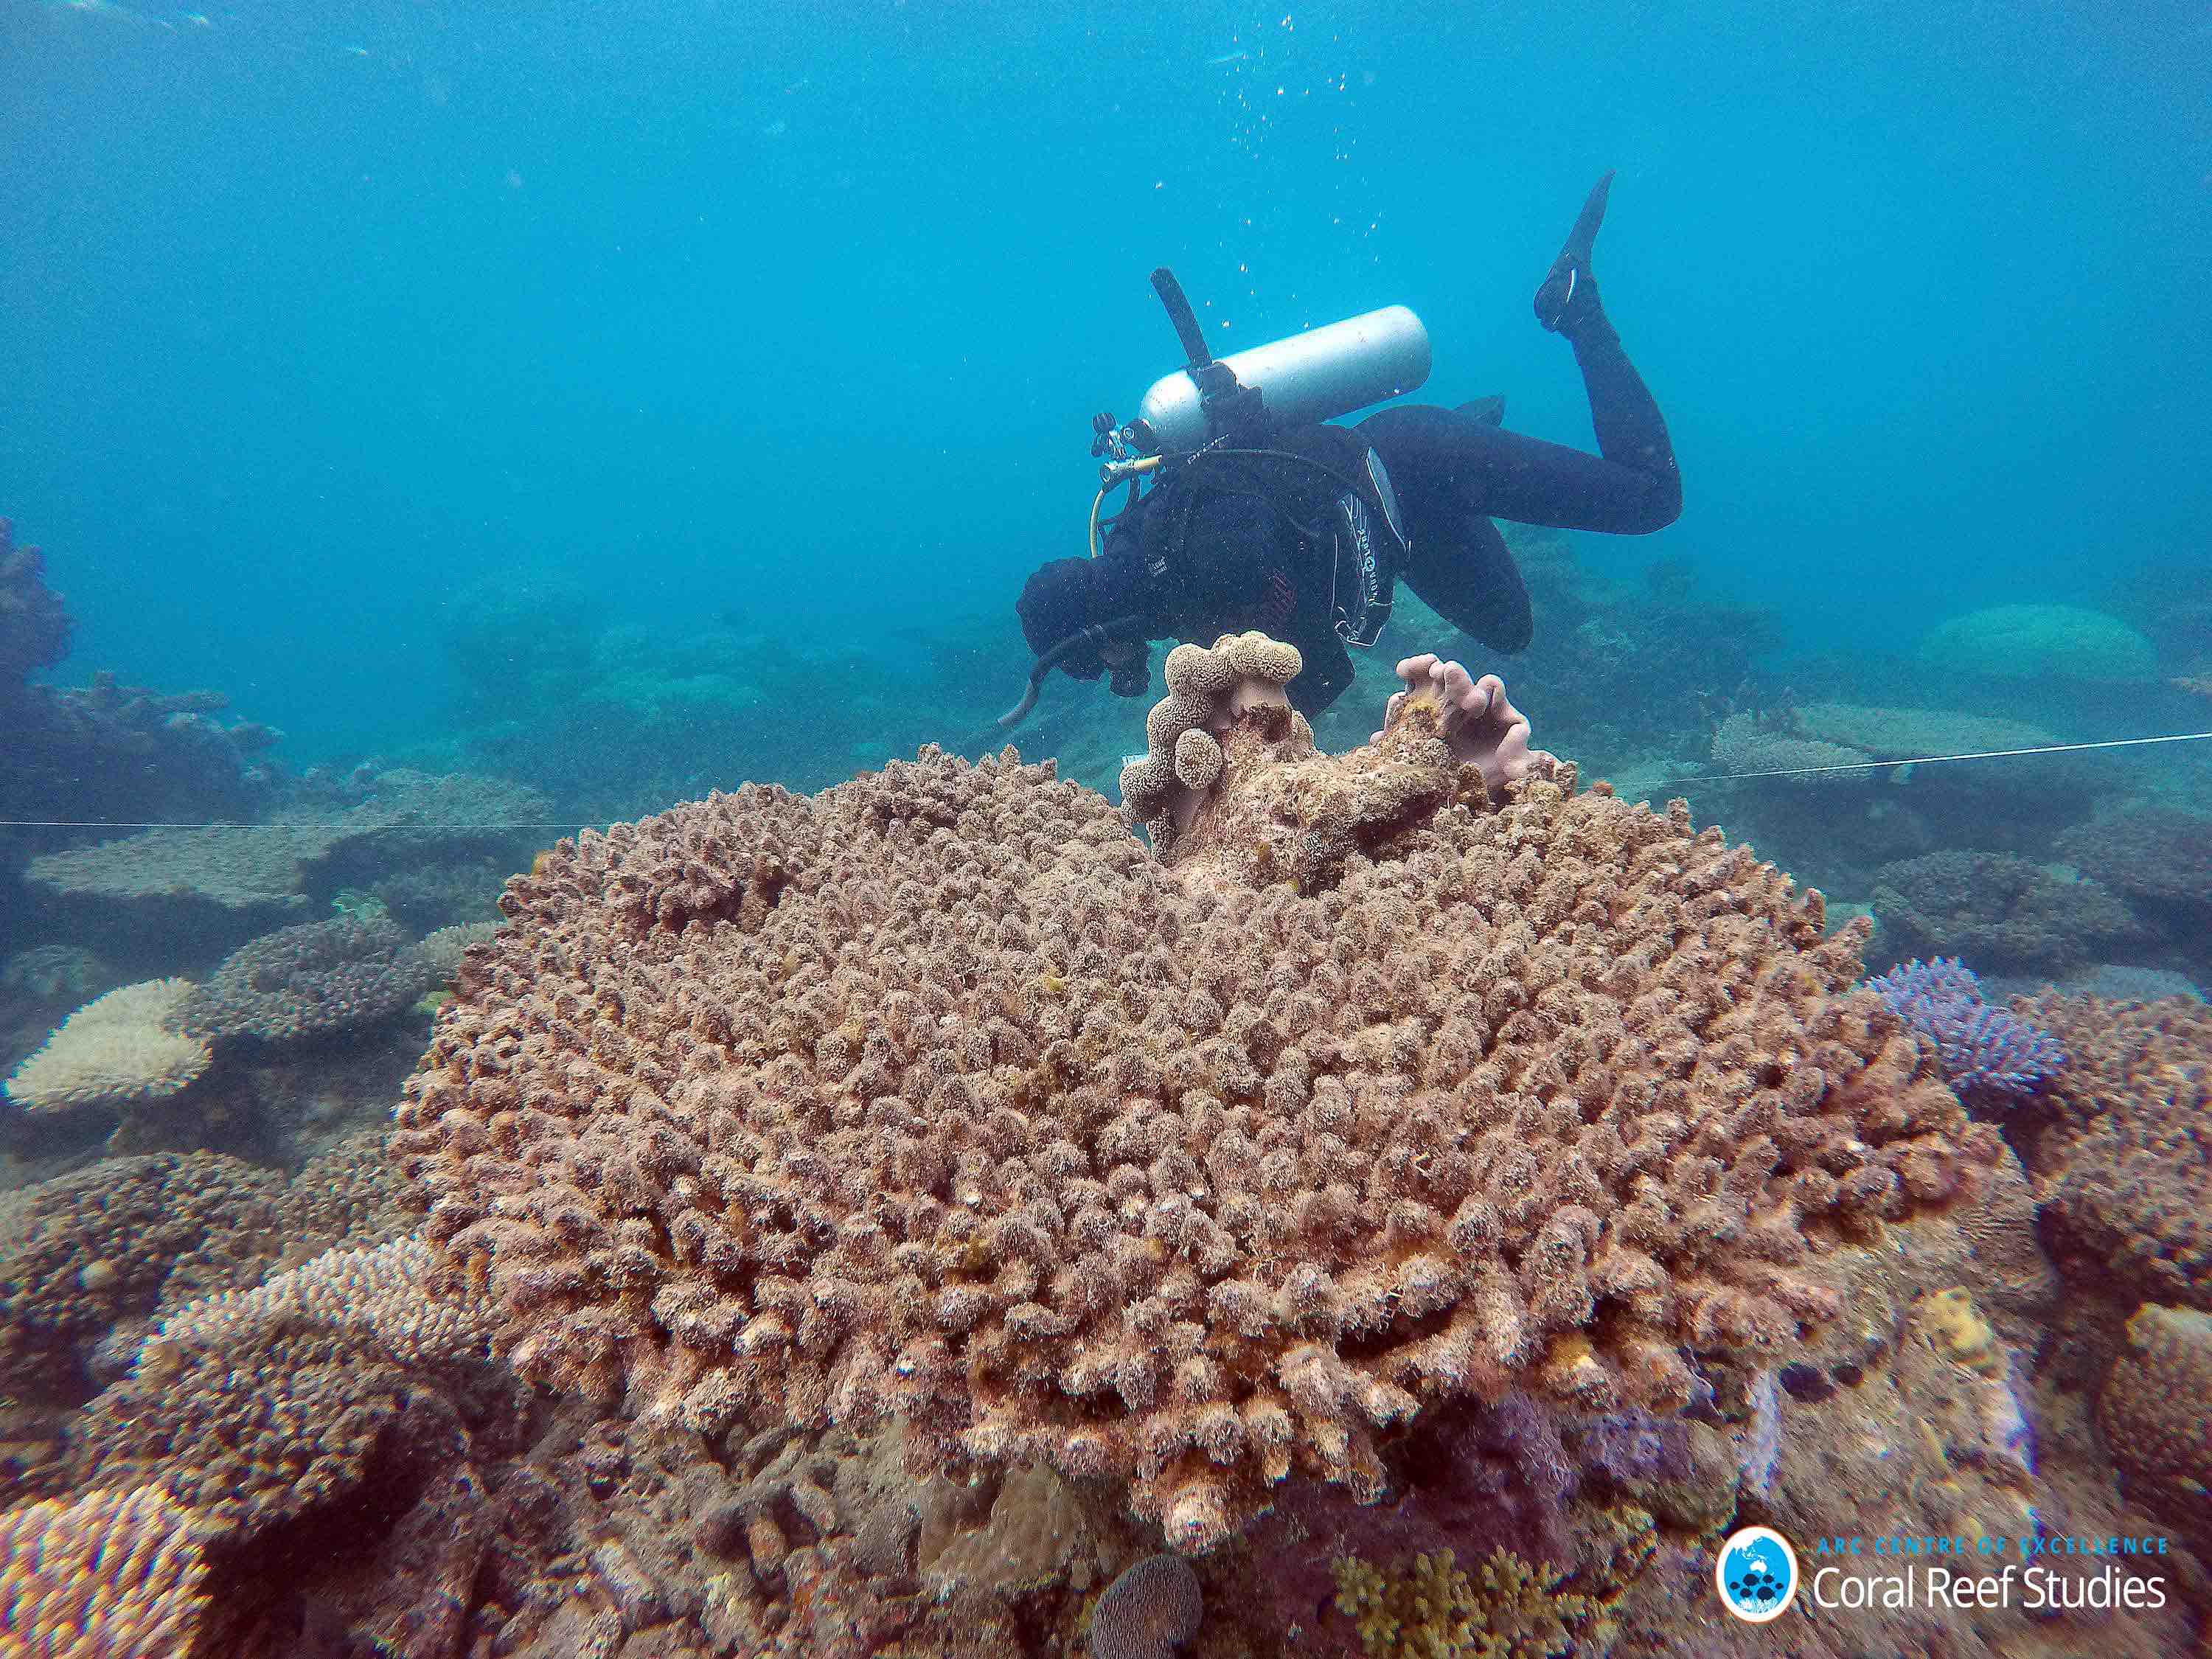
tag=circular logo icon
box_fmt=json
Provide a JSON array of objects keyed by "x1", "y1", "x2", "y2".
[{"x1": 1715, "y1": 1526, "x2": 1798, "y2": 1622}]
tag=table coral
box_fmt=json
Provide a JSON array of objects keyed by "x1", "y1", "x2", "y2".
[
  {"x1": 394, "y1": 634, "x2": 1995, "y2": 1553},
  {"x1": 0, "y1": 1484, "x2": 208, "y2": 1658},
  {"x1": 174, "y1": 914, "x2": 451, "y2": 1043},
  {"x1": 3, "y1": 978, "x2": 211, "y2": 1114}
]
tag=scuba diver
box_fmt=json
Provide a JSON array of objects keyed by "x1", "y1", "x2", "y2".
[{"x1": 1003, "y1": 173, "x2": 1681, "y2": 725}]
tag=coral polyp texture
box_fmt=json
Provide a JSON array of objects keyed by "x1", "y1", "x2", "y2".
[
  {"x1": 3, "y1": 978, "x2": 212, "y2": 1115},
  {"x1": 2098, "y1": 1303, "x2": 2212, "y2": 1560},
  {"x1": 2009, "y1": 992, "x2": 2212, "y2": 1308},
  {"x1": 393, "y1": 636, "x2": 1995, "y2": 1552},
  {"x1": 173, "y1": 913, "x2": 452, "y2": 1043},
  {"x1": 0, "y1": 1484, "x2": 209, "y2": 1658}
]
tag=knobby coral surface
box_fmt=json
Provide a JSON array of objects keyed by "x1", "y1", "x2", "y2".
[
  {"x1": 2011, "y1": 992, "x2": 2212, "y2": 1308},
  {"x1": 394, "y1": 641, "x2": 1994, "y2": 1552},
  {"x1": 2098, "y1": 1303, "x2": 2212, "y2": 1560}
]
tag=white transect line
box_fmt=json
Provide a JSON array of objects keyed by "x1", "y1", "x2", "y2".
[{"x1": 3, "y1": 731, "x2": 2210, "y2": 828}]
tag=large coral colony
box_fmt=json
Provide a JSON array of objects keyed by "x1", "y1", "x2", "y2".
[
  {"x1": 4, "y1": 625, "x2": 2209, "y2": 1656},
  {"x1": 402, "y1": 629, "x2": 1993, "y2": 1553}
]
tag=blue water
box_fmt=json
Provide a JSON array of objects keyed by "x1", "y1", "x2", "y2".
[{"x1": 2, "y1": 0, "x2": 2208, "y2": 763}]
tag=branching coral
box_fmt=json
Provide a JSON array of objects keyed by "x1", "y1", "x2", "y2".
[
  {"x1": 0, "y1": 1484, "x2": 209, "y2": 1657},
  {"x1": 1865, "y1": 957, "x2": 2065, "y2": 1103},
  {"x1": 1331, "y1": 1548, "x2": 1605, "y2": 1659},
  {"x1": 393, "y1": 633, "x2": 1994, "y2": 1553},
  {"x1": 174, "y1": 914, "x2": 454, "y2": 1043}
]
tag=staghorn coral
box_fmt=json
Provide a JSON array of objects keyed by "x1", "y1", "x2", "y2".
[
  {"x1": 0, "y1": 1152, "x2": 288, "y2": 1400},
  {"x1": 0, "y1": 1484, "x2": 209, "y2": 1658},
  {"x1": 1090, "y1": 1553, "x2": 1203, "y2": 1659},
  {"x1": 1865, "y1": 957, "x2": 2065, "y2": 1103},
  {"x1": 394, "y1": 636, "x2": 1994, "y2": 1554},
  {"x1": 3, "y1": 978, "x2": 211, "y2": 1114},
  {"x1": 175, "y1": 914, "x2": 450, "y2": 1043},
  {"x1": 2009, "y1": 992, "x2": 2212, "y2": 1308},
  {"x1": 2098, "y1": 1303, "x2": 2212, "y2": 1559},
  {"x1": 1331, "y1": 1547, "x2": 1604, "y2": 1659}
]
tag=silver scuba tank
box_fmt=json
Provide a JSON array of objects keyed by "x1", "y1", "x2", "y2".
[{"x1": 1134, "y1": 305, "x2": 1432, "y2": 455}]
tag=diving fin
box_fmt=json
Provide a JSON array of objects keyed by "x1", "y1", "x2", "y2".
[
  {"x1": 1534, "y1": 170, "x2": 1614, "y2": 334},
  {"x1": 1455, "y1": 395, "x2": 1506, "y2": 426}
]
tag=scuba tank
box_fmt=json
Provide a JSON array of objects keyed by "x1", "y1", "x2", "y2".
[{"x1": 1127, "y1": 274, "x2": 1431, "y2": 455}]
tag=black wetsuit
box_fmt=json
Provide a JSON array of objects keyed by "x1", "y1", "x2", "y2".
[{"x1": 1093, "y1": 309, "x2": 1681, "y2": 715}]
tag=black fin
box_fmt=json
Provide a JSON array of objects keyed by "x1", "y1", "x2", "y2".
[
  {"x1": 1455, "y1": 395, "x2": 1506, "y2": 426},
  {"x1": 1535, "y1": 170, "x2": 1615, "y2": 333}
]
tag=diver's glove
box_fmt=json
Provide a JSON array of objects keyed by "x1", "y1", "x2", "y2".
[{"x1": 1534, "y1": 170, "x2": 1615, "y2": 335}]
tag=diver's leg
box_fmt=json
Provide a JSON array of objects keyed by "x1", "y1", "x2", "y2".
[
  {"x1": 1360, "y1": 401, "x2": 1674, "y2": 537},
  {"x1": 1391, "y1": 501, "x2": 1533, "y2": 651},
  {"x1": 1359, "y1": 174, "x2": 1681, "y2": 535}
]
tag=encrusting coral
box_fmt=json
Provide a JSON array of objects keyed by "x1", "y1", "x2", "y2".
[
  {"x1": 2008, "y1": 993, "x2": 2212, "y2": 1309},
  {"x1": 3, "y1": 978, "x2": 212, "y2": 1114},
  {"x1": 0, "y1": 1484, "x2": 209, "y2": 1658},
  {"x1": 2098, "y1": 1303, "x2": 2212, "y2": 1560},
  {"x1": 393, "y1": 632, "x2": 1996, "y2": 1554}
]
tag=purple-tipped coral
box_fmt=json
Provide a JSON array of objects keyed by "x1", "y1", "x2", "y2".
[{"x1": 1865, "y1": 956, "x2": 2065, "y2": 1101}]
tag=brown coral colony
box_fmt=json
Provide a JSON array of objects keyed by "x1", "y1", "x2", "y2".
[{"x1": 392, "y1": 632, "x2": 1997, "y2": 1554}]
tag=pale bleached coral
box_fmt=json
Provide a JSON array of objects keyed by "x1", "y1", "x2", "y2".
[
  {"x1": 149, "y1": 1234, "x2": 493, "y2": 1371},
  {"x1": 3, "y1": 978, "x2": 210, "y2": 1114},
  {"x1": 0, "y1": 1484, "x2": 209, "y2": 1658},
  {"x1": 393, "y1": 635, "x2": 1993, "y2": 1553}
]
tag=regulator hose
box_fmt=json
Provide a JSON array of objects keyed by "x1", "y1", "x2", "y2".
[{"x1": 967, "y1": 613, "x2": 1148, "y2": 746}]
